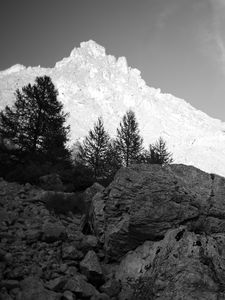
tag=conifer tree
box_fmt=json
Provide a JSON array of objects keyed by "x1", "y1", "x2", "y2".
[
  {"x1": 115, "y1": 110, "x2": 143, "y2": 167},
  {"x1": 148, "y1": 137, "x2": 173, "y2": 165},
  {"x1": 77, "y1": 117, "x2": 110, "y2": 179},
  {"x1": 0, "y1": 76, "x2": 70, "y2": 165},
  {"x1": 104, "y1": 139, "x2": 123, "y2": 178}
]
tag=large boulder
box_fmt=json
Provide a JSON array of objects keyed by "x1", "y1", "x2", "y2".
[
  {"x1": 116, "y1": 227, "x2": 225, "y2": 299},
  {"x1": 91, "y1": 164, "x2": 225, "y2": 260}
]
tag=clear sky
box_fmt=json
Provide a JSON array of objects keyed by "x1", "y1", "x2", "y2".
[{"x1": 0, "y1": 0, "x2": 225, "y2": 120}]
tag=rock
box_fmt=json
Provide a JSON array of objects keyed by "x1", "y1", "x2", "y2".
[
  {"x1": 91, "y1": 164, "x2": 225, "y2": 260},
  {"x1": 62, "y1": 244, "x2": 83, "y2": 260},
  {"x1": 0, "y1": 249, "x2": 6, "y2": 261},
  {"x1": 0, "y1": 288, "x2": 13, "y2": 300},
  {"x1": 91, "y1": 293, "x2": 110, "y2": 300},
  {"x1": 4, "y1": 253, "x2": 13, "y2": 265},
  {"x1": 39, "y1": 173, "x2": 64, "y2": 191},
  {"x1": 26, "y1": 229, "x2": 41, "y2": 243},
  {"x1": 0, "y1": 279, "x2": 19, "y2": 290},
  {"x1": 17, "y1": 276, "x2": 61, "y2": 300},
  {"x1": 62, "y1": 290, "x2": 75, "y2": 300},
  {"x1": 78, "y1": 235, "x2": 98, "y2": 253},
  {"x1": 90, "y1": 192, "x2": 106, "y2": 244},
  {"x1": 83, "y1": 183, "x2": 104, "y2": 209},
  {"x1": 63, "y1": 275, "x2": 98, "y2": 298},
  {"x1": 80, "y1": 250, "x2": 104, "y2": 285},
  {"x1": 116, "y1": 227, "x2": 225, "y2": 299},
  {"x1": 42, "y1": 222, "x2": 67, "y2": 242},
  {"x1": 47, "y1": 276, "x2": 68, "y2": 292},
  {"x1": 100, "y1": 279, "x2": 121, "y2": 297}
]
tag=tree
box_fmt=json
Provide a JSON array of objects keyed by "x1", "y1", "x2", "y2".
[
  {"x1": 104, "y1": 139, "x2": 123, "y2": 179},
  {"x1": 147, "y1": 137, "x2": 173, "y2": 165},
  {"x1": 0, "y1": 76, "x2": 70, "y2": 165},
  {"x1": 77, "y1": 117, "x2": 110, "y2": 179},
  {"x1": 115, "y1": 110, "x2": 143, "y2": 167}
]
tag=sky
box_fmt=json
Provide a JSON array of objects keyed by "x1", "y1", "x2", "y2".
[{"x1": 0, "y1": 0, "x2": 225, "y2": 121}]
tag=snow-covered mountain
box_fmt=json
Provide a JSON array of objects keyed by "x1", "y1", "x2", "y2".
[{"x1": 1, "y1": 40, "x2": 225, "y2": 176}]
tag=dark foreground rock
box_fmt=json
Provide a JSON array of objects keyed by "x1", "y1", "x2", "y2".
[
  {"x1": 116, "y1": 227, "x2": 225, "y2": 299},
  {"x1": 0, "y1": 179, "x2": 106, "y2": 299},
  {"x1": 91, "y1": 164, "x2": 225, "y2": 261},
  {"x1": 2, "y1": 163, "x2": 225, "y2": 299}
]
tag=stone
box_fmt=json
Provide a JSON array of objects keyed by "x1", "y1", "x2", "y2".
[
  {"x1": 91, "y1": 164, "x2": 225, "y2": 260},
  {"x1": 42, "y1": 222, "x2": 67, "y2": 242},
  {"x1": 80, "y1": 250, "x2": 103, "y2": 285},
  {"x1": 100, "y1": 279, "x2": 121, "y2": 297},
  {"x1": 4, "y1": 253, "x2": 13, "y2": 265},
  {"x1": 47, "y1": 276, "x2": 68, "y2": 292},
  {"x1": 26, "y1": 229, "x2": 41, "y2": 243},
  {"x1": 62, "y1": 290, "x2": 75, "y2": 300},
  {"x1": 17, "y1": 276, "x2": 61, "y2": 300},
  {"x1": 78, "y1": 235, "x2": 98, "y2": 253},
  {"x1": 62, "y1": 244, "x2": 83, "y2": 260},
  {"x1": 0, "y1": 289, "x2": 13, "y2": 300},
  {"x1": 116, "y1": 227, "x2": 225, "y2": 299},
  {"x1": 0, "y1": 279, "x2": 19, "y2": 290},
  {"x1": 91, "y1": 293, "x2": 110, "y2": 300},
  {"x1": 83, "y1": 183, "x2": 104, "y2": 210},
  {"x1": 89, "y1": 192, "x2": 106, "y2": 244},
  {"x1": 63, "y1": 275, "x2": 98, "y2": 298}
]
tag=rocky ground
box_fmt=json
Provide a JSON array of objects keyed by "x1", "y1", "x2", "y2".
[
  {"x1": 1, "y1": 164, "x2": 225, "y2": 300},
  {"x1": 0, "y1": 179, "x2": 119, "y2": 300}
]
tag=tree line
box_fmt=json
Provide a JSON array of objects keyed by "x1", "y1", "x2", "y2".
[{"x1": 0, "y1": 76, "x2": 173, "y2": 190}]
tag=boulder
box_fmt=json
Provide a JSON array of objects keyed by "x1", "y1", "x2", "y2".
[
  {"x1": 90, "y1": 192, "x2": 106, "y2": 243},
  {"x1": 42, "y1": 221, "x2": 67, "y2": 243},
  {"x1": 91, "y1": 164, "x2": 225, "y2": 260},
  {"x1": 63, "y1": 274, "x2": 98, "y2": 298},
  {"x1": 116, "y1": 227, "x2": 225, "y2": 299},
  {"x1": 78, "y1": 235, "x2": 98, "y2": 253},
  {"x1": 80, "y1": 250, "x2": 104, "y2": 285},
  {"x1": 83, "y1": 183, "x2": 104, "y2": 208},
  {"x1": 62, "y1": 244, "x2": 83, "y2": 260}
]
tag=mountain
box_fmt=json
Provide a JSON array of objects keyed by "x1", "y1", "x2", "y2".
[{"x1": 0, "y1": 40, "x2": 225, "y2": 176}]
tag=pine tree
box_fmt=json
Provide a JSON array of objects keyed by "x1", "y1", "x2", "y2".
[
  {"x1": 148, "y1": 137, "x2": 173, "y2": 165},
  {"x1": 104, "y1": 139, "x2": 123, "y2": 178},
  {"x1": 77, "y1": 117, "x2": 110, "y2": 179},
  {"x1": 0, "y1": 76, "x2": 70, "y2": 164},
  {"x1": 115, "y1": 110, "x2": 143, "y2": 167}
]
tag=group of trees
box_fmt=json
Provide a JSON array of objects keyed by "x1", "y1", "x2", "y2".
[
  {"x1": 0, "y1": 75, "x2": 173, "y2": 189},
  {"x1": 75, "y1": 110, "x2": 173, "y2": 181}
]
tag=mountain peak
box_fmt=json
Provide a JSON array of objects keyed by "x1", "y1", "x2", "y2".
[
  {"x1": 70, "y1": 40, "x2": 106, "y2": 58},
  {"x1": 1, "y1": 42, "x2": 225, "y2": 177}
]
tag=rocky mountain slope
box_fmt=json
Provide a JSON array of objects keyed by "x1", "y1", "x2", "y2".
[
  {"x1": 1, "y1": 164, "x2": 225, "y2": 299},
  {"x1": 1, "y1": 40, "x2": 225, "y2": 176}
]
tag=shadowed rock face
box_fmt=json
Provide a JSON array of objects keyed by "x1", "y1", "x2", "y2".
[
  {"x1": 91, "y1": 164, "x2": 225, "y2": 261},
  {"x1": 116, "y1": 227, "x2": 225, "y2": 299}
]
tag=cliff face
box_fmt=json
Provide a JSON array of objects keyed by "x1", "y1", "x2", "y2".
[
  {"x1": 1, "y1": 40, "x2": 225, "y2": 176},
  {"x1": 91, "y1": 164, "x2": 225, "y2": 299}
]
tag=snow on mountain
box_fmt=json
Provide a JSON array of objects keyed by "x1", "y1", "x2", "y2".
[{"x1": 0, "y1": 40, "x2": 225, "y2": 176}]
